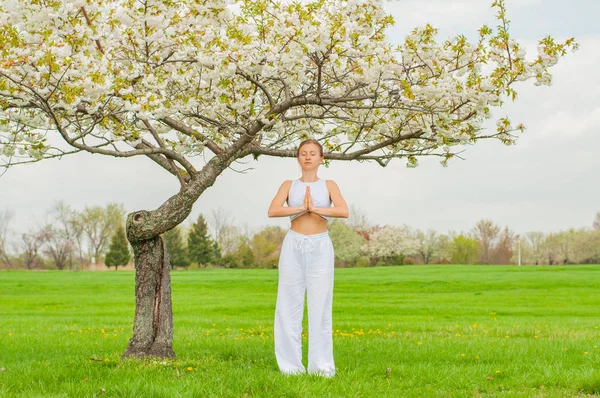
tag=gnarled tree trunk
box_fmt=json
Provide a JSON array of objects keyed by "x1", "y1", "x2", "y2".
[
  {"x1": 122, "y1": 233, "x2": 175, "y2": 358},
  {"x1": 120, "y1": 145, "x2": 251, "y2": 359},
  {"x1": 120, "y1": 199, "x2": 195, "y2": 359}
]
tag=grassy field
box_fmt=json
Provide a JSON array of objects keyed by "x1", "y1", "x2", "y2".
[{"x1": 1, "y1": 265, "x2": 599, "y2": 397}]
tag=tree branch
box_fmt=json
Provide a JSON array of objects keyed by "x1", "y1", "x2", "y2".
[
  {"x1": 242, "y1": 129, "x2": 424, "y2": 164},
  {"x1": 133, "y1": 139, "x2": 192, "y2": 185},
  {"x1": 160, "y1": 117, "x2": 223, "y2": 156},
  {"x1": 235, "y1": 68, "x2": 275, "y2": 110},
  {"x1": 81, "y1": 7, "x2": 105, "y2": 55},
  {"x1": 142, "y1": 120, "x2": 188, "y2": 187}
]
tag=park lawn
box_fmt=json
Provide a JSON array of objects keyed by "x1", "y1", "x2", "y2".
[{"x1": 0, "y1": 265, "x2": 599, "y2": 398}]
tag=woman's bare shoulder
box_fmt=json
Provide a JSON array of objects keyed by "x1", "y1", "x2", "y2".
[{"x1": 278, "y1": 180, "x2": 293, "y2": 189}]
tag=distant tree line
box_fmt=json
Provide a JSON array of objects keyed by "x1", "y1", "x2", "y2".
[
  {"x1": 1, "y1": 205, "x2": 599, "y2": 270},
  {"x1": 0, "y1": 201, "x2": 125, "y2": 270}
]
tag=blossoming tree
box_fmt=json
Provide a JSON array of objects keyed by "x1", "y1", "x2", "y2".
[
  {"x1": 362, "y1": 225, "x2": 419, "y2": 263},
  {"x1": 0, "y1": 0, "x2": 575, "y2": 358}
]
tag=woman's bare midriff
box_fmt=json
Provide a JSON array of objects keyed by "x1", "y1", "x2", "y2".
[{"x1": 290, "y1": 212, "x2": 328, "y2": 235}]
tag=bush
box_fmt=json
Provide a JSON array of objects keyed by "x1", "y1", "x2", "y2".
[
  {"x1": 220, "y1": 254, "x2": 237, "y2": 268},
  {"x1": 375, "y1": 259, "x2": 386, "y2": 267},
  {"x1": 261, "y1": 257, "x2": 278, "y2": 269},
  {"x1": 403, "y1": 257, "x2": 416, "y2": 265},
  {"x1": 356, "y1": 256, "x2": 371, "y2": 268}
]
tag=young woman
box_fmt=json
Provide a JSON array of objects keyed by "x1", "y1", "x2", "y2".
[{"x1": 267, "y1": 138, "x2": 349, "y2": 377}]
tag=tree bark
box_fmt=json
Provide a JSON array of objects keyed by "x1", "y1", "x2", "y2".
[
  {"x1": 120, "y1": 184, "x2": 200, "y2": 358},
  {"x1": 122, "y1": 233, "x2": 175, "y2": 359}
]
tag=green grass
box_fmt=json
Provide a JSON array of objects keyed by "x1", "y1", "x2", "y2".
[{"x1": 1, "y1": 265, "x2": 600, "y2": 397}]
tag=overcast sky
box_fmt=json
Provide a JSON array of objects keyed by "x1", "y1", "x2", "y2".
[{"x1": 1, "y1": 0, "x2": 598, "y2": 238}]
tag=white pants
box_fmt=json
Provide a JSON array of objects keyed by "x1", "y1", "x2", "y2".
[{"x1": 274, "y1": 229, "x2": 335, "y2": 377}]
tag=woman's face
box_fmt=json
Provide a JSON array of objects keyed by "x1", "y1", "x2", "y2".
[{"x1": 297, "y1": 143, "x2": 323, "y2": 171}]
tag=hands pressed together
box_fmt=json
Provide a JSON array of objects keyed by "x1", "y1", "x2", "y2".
[{"x1": 300, "y1": 186, "x2": 317, "y2": 214}]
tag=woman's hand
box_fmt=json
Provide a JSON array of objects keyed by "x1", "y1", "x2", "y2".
[
  {"x1": 299, "y1": 187, "x2": 309, "y2": 212},
  {"x1": 306, "y1": 186, "x2": 316, "y2": 212}
]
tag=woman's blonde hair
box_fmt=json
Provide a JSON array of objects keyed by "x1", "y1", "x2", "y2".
[{"x1": 296, "y1": 139, "x2": 324, "y2": 157}]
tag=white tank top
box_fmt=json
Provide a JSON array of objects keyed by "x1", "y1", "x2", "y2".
[{"x1": 286, "y1": 178, "x2": 331, "y2": 221}]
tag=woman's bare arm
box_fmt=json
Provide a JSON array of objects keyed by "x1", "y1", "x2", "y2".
[
  {"x1": 268, "y1": 180, "x2": 308, "y2": 218},
  {"x1": 308, "y1": 180, "x2": 349, "y2": 218}
]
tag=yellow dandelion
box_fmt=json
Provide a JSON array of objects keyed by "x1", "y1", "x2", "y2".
[
  {"x1": 584, "y1": 352, "x2": 589, "y2": 355},
  {"x1": 455, "y1": 333, "x2": 461, "y2": 337},
  {"x1": 417, "y1": 341, "x2": 422, "y2": 345},
  {"x1": 496, "y1": 370, "x2": 501, "y2": 374},
  {"x1": 460, "y1": 354, "x2": 465, "y2": 357},
  {"x1": 534, "y1": 336, "x2": 538, "y2": 339},
  {"x1": 187, "y1": 367, "x2": 193, "y2": 371}
]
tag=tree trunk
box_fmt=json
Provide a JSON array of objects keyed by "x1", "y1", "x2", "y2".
[
  {"x1": 0, "y1": 251, "x2": 12, "y2": 267},
  {"x1": 122, "y1": 234, "x2": 175, "y2": 359},
  {"x1": 119, "y1": 152, "x2": 245, "y2": 359},
  {"x1": 120, "y1": 190, "x2": 199, "y2": 359}
]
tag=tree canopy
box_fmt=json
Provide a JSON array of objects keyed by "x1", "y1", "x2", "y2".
[{"x1": 0, "y1": 0, "x2": 576, "y2": 180}]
